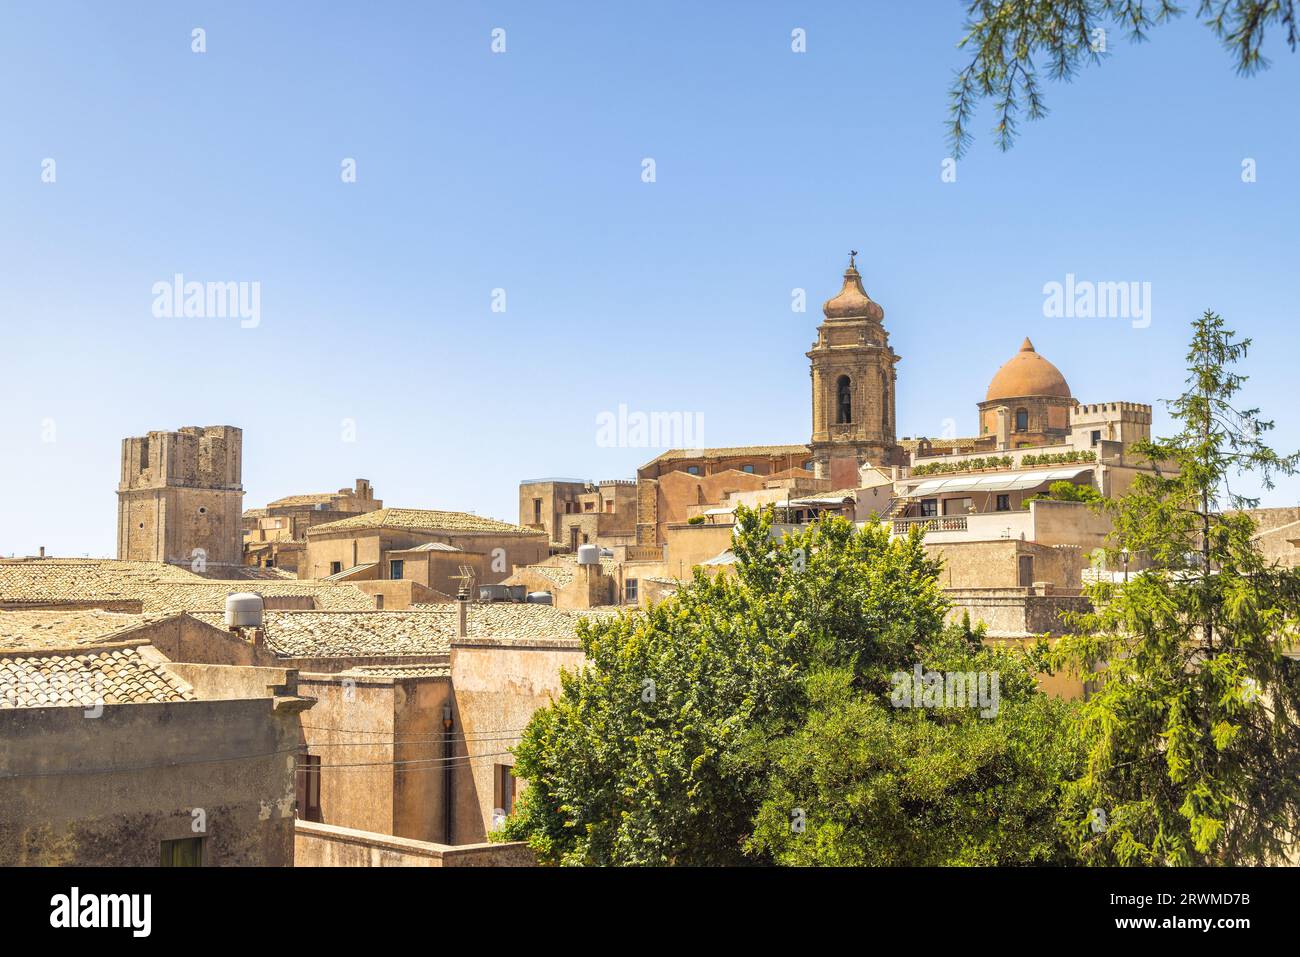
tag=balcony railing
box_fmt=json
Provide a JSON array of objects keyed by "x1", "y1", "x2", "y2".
[{"x1": 892, "y1": 515, "x2": 968, "y2": 535}]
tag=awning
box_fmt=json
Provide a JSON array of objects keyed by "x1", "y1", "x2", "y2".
[{"x1": 900, "y1": 466, "x2": 1093, "y2": 497}]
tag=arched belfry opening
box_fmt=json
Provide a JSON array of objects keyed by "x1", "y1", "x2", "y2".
[{"x1": 836, "y1": 375, "x2": 852, "y2": 424}]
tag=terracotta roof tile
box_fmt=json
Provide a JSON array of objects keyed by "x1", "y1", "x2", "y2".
[
  {"x1": 0, "y1": 645, "x2": 195, "y2": 709},
  {"x1": 308, "y1": 508, "x2": 543, "y2": 537}
]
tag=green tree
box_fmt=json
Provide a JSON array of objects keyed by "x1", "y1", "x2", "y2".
[
  {"x1": 949, "y1": 1, "x2": 1299, "y2": 156},
  {"x1": 1054, "y1": 310, "x2": 1300, "y2": 864},
  {"x1": 748, "y1": 633, "x2": 1082, "y2": 866},
  {"x1": 1026, "y1": 479, "x2": 1103, "y2": 504},
  {"x1": 501, "y1": 507, "x2": 950, "y2": 864},
  {"x1": 503, "y1": 506, "x2": 1080, "y2": 865}
]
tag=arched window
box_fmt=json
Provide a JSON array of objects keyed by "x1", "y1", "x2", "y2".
[
  {"x1": 1015, "y1": 408, "x2": 1029, "y2": 432},
  {"x1": 836, "y1": 375, "x2": 852, "y2": 424}
]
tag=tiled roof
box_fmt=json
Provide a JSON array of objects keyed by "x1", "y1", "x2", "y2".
[
  {"x1": 190, "y1": 610, "x2": 455, "y2": 659},
  {"x1": 266, "y1": 493, "x2": 344, "y2": 507},
  {"x1": 342, "y1": 663, "x2": 450, "y2": 679},
  {"x1": 646, "y1": 444, "x2": 810, "y2": 466},
  {"x1": 0, "y1": 559, "x2": 373, "y2": 614},
  {"x1": 0, "y1": 610, "x2": 157, "y2": 651},
  {"x1": 0, "y1": 644, "x2": 196, "y2": 709},
  {"x1": 899, "y1": 437, "x2": 983, "y2": 453},
  {"x1": 308, "y1": 508, "x2": 543, "y2": 537},
  {"x1": 511, "y1": 554, "x2": 618, "y2": 590}
]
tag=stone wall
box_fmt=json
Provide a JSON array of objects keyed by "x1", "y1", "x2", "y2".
[
  {"x1": 449, "y1": 638, "x2": 584, "y2": 844},
  {"x1": 294, "y1": 820, "x2": 533, "y2": 866},
  {"x1": 0, "y1": 697, "x2": 301, "y2": 866}
]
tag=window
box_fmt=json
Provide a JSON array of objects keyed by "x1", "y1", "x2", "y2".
[
  {"x1": 920, "y1": 498, "x2": 938, "y2": 518},
  {"x1": 533, "y1": 498, "x2": 542, "y2": 523},
  {"x1": 803, "y1": 460, "x2": 814, "y2": 471},
  {"x1": 1091, "y1": 429, "x2": 1101, "y2": 446},
  {"x1": 565, "y1": 502, "x2": 574, "y2": 514},
  {"x1": 1015, "y1": 408, "x2": 1029, "y2": 432},
  {"x1": 604, "y1": 500, "x2": 613, "y2": 513},
  {"x1": 625, "y1": 578, "x2": 639, "y2": 603},
  {"x1": 494, "y1": 764, "x2": 517, "y2": 818},
  {"x1": 583, "y1": 502, "x2": 594, "y2": 512},
  {"x1": 687, "y1": 466, "x2": 700, "y2": 475},
  {"x1": 329, "y1": 561, "x2": 342, "y2": 575},
  {"x1": 389, "y1": 559, "x2": 404, "y2": 580},
  {"x1": 160, "y1": 837, "x2": 204, "y2": 867},
  {"x1": 836, "y1": 375, "x2": 852, "y2": 424},
  {"x1": 581, "y1": 533, "x2": 589, "y2": 544},
  {"x1": 741, "y1": 464, "x2": 754, "y2": 473},
  {"x1": 996, "y1": 494, "x2": 1011, "y2": 512},
  {"x1": 298, "y1": 754, "x2": 322, "y2": 822},
  {"x1": 375, "y1": 594, "x2": 384, "y2": 610}
]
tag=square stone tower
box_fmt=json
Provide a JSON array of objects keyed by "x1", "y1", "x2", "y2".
[
  {"x1": 808, "y1": 254, "x2": 902, "y2": 486},
  {"x1": 117, "y1": 425, "x2": 245, "y2": 567}
]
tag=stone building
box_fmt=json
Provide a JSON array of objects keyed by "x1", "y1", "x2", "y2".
[
  {"x1": 302, "y1": 508, "x2": 548, "y2": 587},
  {"x1": 117, "y1": 425, "x2": 244, "y2": 568},
  {"x1": 0, "y1": 609, "x2": 311, "y2": 866},
  {"x1": 243, "y1": 478, "x2": 382, "y2": 572},
  {"x1": 519, "y1": 478, "x2": 638, "y2": 552}
]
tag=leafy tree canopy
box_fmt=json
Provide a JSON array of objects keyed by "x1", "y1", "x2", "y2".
[{"x1": 1054, "y1": 310, "x2": 1300, "y2": 865}]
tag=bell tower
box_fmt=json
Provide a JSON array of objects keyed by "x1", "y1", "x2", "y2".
[{"x1": 807, "y1": 253, "x2": 900, "y2": 486}]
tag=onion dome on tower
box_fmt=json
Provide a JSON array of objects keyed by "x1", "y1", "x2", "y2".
[{"x1": 821, "y1": 252, "x2": 885, "y2": 322}]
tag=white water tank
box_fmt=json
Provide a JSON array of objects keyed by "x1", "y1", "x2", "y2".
[
  {"x1": 577, "y1": 544, "x2": 601, "y2": 565},
  {"x1": 526, "y1": 591, "x2": 554, "y2": 605},
  {"x1": 224, "y1": 592, "x2": 264, "y2": 628}
]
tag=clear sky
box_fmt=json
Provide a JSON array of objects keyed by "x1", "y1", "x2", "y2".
[{"x1": 3, "y1": 2, "x2": 1298, "y2": 558}]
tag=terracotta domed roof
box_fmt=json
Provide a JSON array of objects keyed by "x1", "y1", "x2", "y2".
[
  {"x1": 985, "y1": 338, "x2": 1072, "y2": 401},
  {"x1": 823, "y1": 255, "x2": 884, "y2": 321}
]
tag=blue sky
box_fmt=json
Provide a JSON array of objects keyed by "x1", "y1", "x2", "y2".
[{"x1": 3, "y1": 2, "x2": 1298, "y2": 557}]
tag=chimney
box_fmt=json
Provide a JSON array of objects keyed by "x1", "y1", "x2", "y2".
[
  {"x1": 38, "y1": 546, "x2": 45, "y2": 559},
  {"x1": 457, "y1": 590, "x2": 469, "y2": 639}
]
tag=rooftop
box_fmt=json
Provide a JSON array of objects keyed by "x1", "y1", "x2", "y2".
[
  {"x1": 189, "y1": 603, "x2": 618, "y2": 658},
  {"x1": 0, "y1": 558, "x2": 374, "y2": 613},
  {"x1": 0, "y1": 610, "x2": 157, "y2": 651},
  {"x1": 308, "y1": 508, "x2": 542, "y2": 537},
  {"x1": 645, "y1": 444, "x2": 811, "y2": 466},
  {"x1": 0, "y1": 643, "x2": 196, "y2": 709}
]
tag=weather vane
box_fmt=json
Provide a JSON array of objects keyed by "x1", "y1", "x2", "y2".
[{"x1": 849, "y1": 249, "x2": 858, "y2": 268}]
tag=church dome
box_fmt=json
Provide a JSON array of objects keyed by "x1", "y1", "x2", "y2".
[
  {"x1": 985, "y1": 338, "x2": 1072, "y2": 401},
  {"x1": 822, "y1": 255, "x2": 884, "y2": 321}
]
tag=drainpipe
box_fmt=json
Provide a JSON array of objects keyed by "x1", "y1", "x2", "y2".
[{"x1": 442, "y1": 703, "x2": 454, "y2": 843}]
